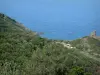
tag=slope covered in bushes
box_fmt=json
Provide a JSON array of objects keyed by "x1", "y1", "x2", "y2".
[{"x1": 0, "y1": 13, "x2": 100, "y2": 75}]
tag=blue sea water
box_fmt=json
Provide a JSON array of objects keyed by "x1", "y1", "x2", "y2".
[
  {"x1": 0, "y1": 0, "x2": 100, "y2": 40},
  {"x1": 30, "y1": 23, "x2": 99, "y2": 40}
]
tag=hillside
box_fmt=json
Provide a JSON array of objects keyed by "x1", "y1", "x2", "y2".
[{"x1": 0, "y1": 13, "x2": 100, "y2": 75}]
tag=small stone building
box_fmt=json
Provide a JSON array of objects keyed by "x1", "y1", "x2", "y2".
[{"x1": 90, "y1": 30, "x2": 96, "y2": 38}]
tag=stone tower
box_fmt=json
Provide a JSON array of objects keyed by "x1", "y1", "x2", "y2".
[{"x1": 90, "y1": 30, "x2": 96, "y2": 38}]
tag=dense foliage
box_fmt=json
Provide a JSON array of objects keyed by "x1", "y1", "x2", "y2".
[{"x1": 0, "y1": 13, "x2": 100, "y2": 75}]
